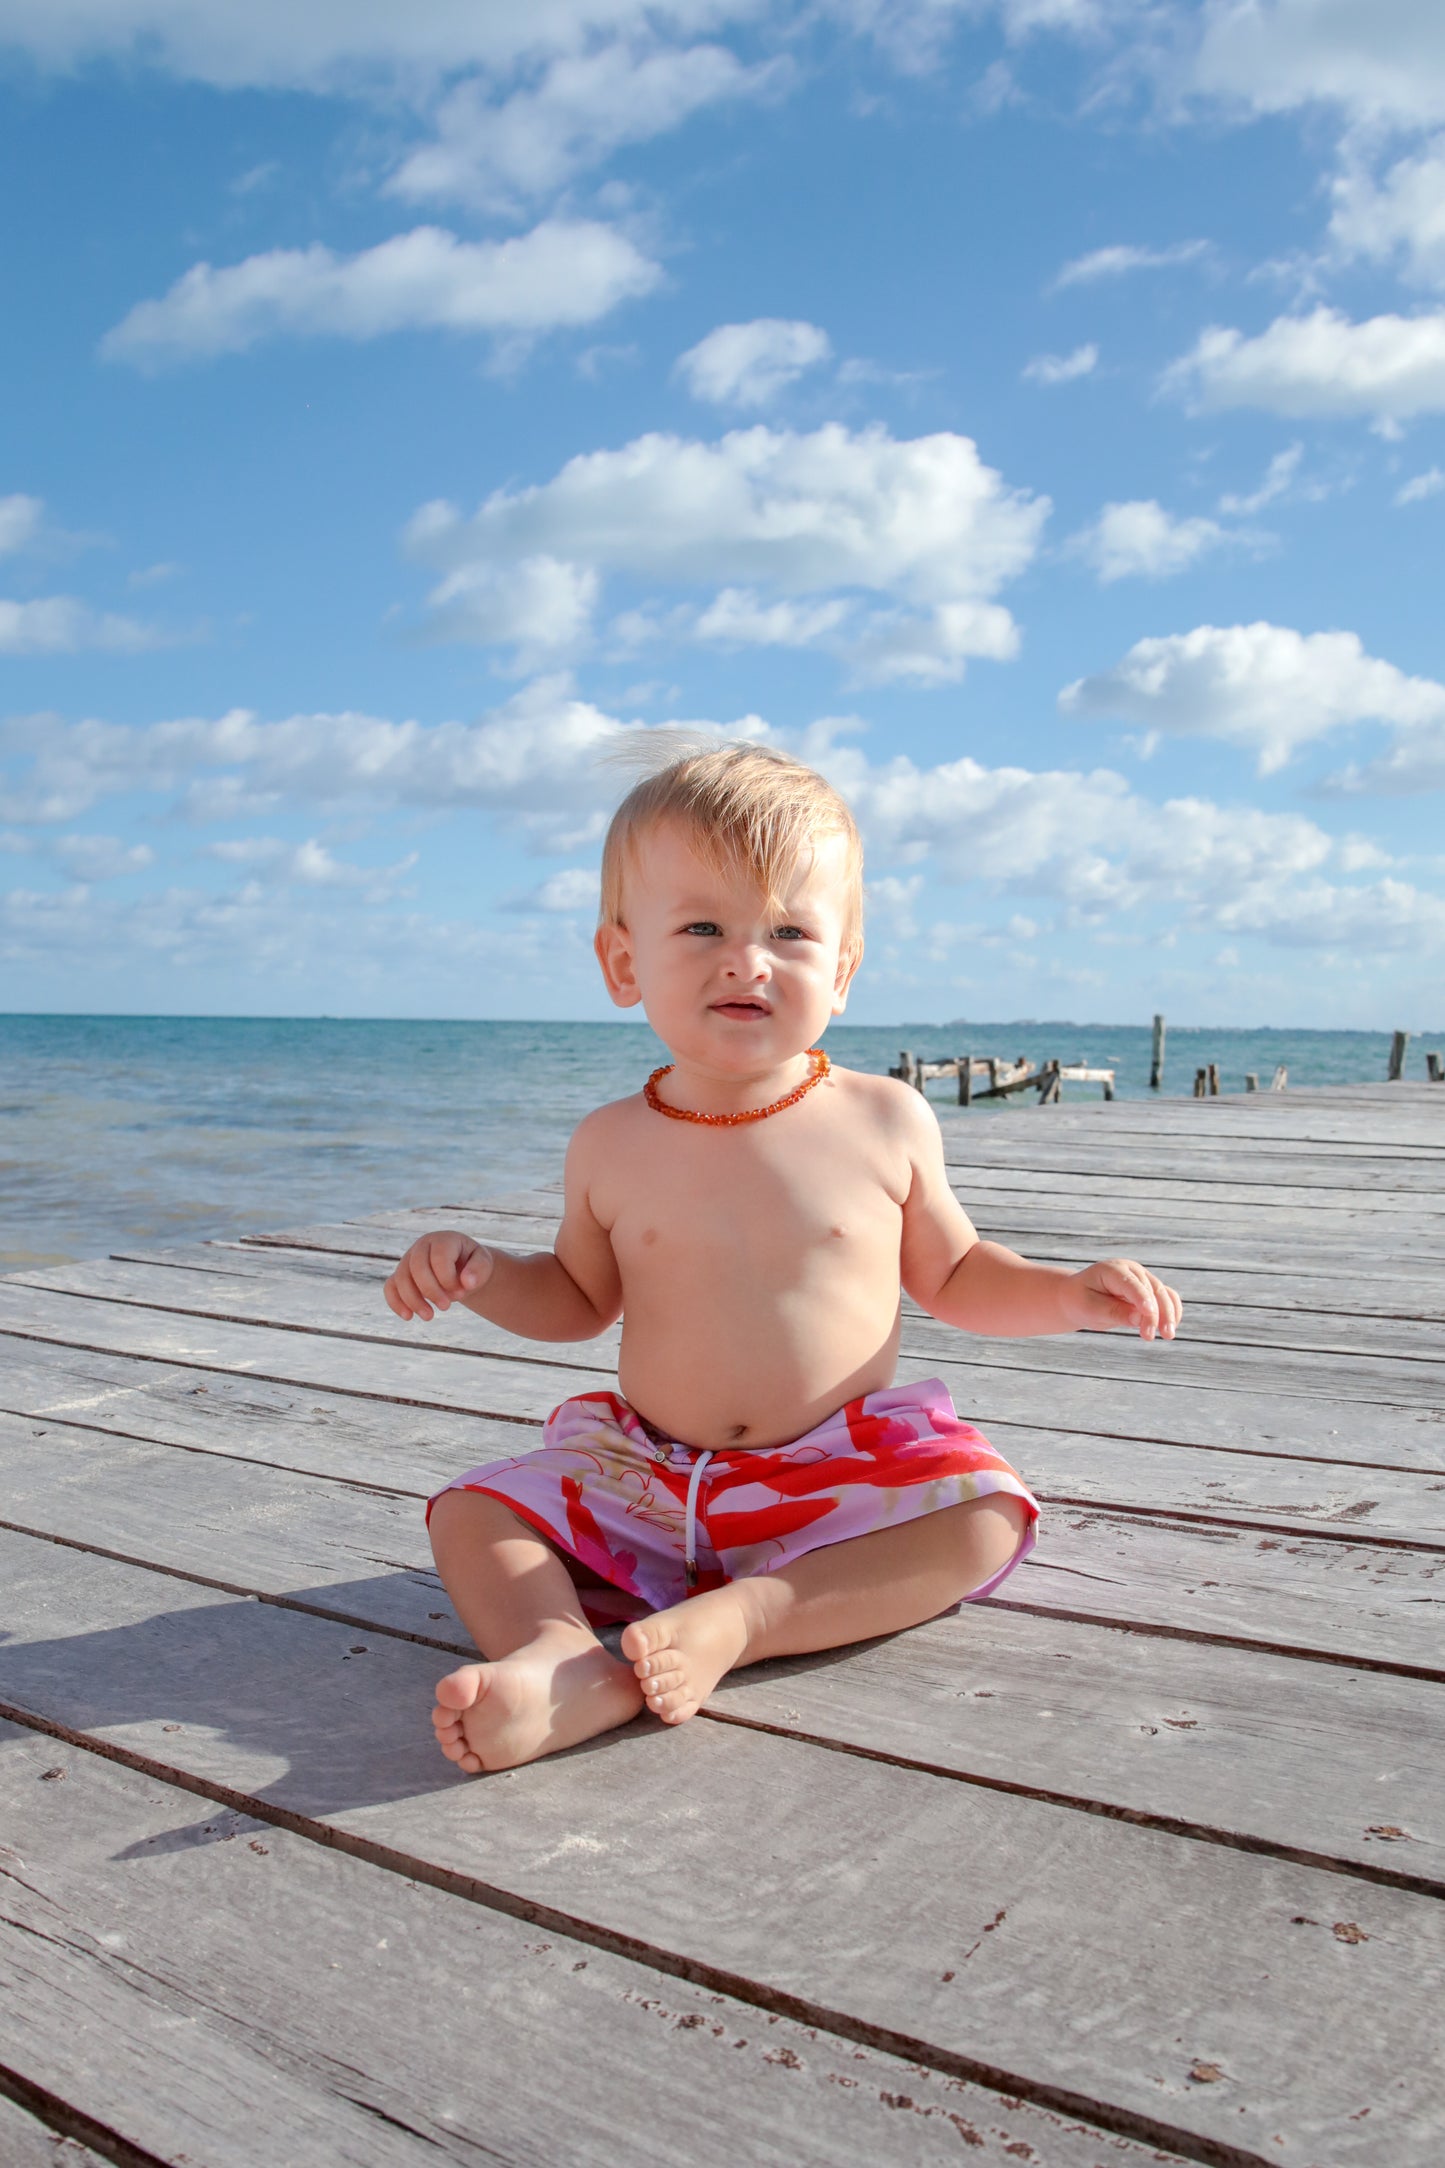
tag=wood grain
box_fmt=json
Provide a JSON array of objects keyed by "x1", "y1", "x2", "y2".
[
  {"x1": 2, "y1": 1534, "x2": 1442, "y2": 2168},
  {"x1": 11, "y1": 1395, "x2": 1444, "y2": 1888},
  {"x1": 3, "y1": 1719, "x2": 1130, "y2": 2168}
]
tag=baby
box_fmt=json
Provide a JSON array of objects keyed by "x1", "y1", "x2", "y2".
[{"x1": 386, "y1": 745, "x2": 1181, "y2": 1773}]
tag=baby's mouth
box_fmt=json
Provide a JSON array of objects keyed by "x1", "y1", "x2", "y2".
[{"x1": 711, "y1": 999, "x2": 772, "y2": 1020}]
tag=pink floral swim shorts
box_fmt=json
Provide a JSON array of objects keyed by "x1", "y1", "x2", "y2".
[{"x1": 427, "y1": 1376, "x2": 1039, "y2": 1624}]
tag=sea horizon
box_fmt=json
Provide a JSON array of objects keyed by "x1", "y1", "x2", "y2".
[{"x1": 4, "y1": 1012, "x2": 1441, "y2": 1272}]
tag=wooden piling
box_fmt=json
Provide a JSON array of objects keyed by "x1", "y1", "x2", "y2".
[
  {"x1": 1207, "y1": 1062, "x2": 1221, "y2": 1096},
  {"x1": 1193, "y1": 1068, "x2": 1207, "y2": 1098},
  {"x1": 1388, "y1": 1030, "x2": 1410, "y2": 1082},
  {"x1": 1429, "y1": 1052, "x2": 1443, "y2": 1083},
  {"x1": 1149, "y1": 1013, "x2": 1166, "y2": 1091},
  {"x1": 1271, "y1": 1064, "x2": 1288, "y2": 1090},
  {"x1": 1245, "y1": 1073, "x2": 1259, "y2": 1092},
  {"x1": 957, "y1": 1054, "x2": 972, "y2": 1106}
]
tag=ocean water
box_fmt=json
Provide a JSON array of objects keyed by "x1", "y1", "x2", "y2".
[{"x1": 2, "y1": 1013, "x2": 1440, "y2": 1269}]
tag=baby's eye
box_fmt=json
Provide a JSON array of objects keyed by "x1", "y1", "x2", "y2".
[
  {"x1": 773, "y1": 924, "x2": 809, "y2": 941},
  {"x1": 682, "y1": 921, "x2": 721, "y2": 937}
]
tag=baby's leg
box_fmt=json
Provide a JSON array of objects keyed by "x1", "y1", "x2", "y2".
[
  {"x1": 622, "y1": 1494, "x2": 1030, "y2": 1724},
  {"x1": 428, "y1": 1488, "x2": 643, "y2": 1772}
]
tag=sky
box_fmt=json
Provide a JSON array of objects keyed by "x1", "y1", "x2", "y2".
[{"x1": 2, "y1": 0, "x2": 1444, "y2": 1029}]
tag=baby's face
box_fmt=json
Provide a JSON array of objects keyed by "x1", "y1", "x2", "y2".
[{"x1": 595, "y1": 819, "x2": 859, "y2": 1075}]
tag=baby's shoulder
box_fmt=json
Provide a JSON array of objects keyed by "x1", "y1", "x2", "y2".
[
  {"x1": 827, "y1": 1063, "x2": 939, "y2": 1140},
  {"x1": 570, "y1": 1090, "x2": 646, "y2": 1147}
]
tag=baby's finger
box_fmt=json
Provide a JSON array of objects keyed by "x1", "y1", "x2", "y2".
[
  {"x1": 409, "y1": 1247, "x2": 454, "y2": 1313},
  {"x1": 391, "y1": 1261, "x2": 435, "y2": 1323},
  {"x1": 1119, "y1": 1260, "x2": 1161, "y2": 1340}
]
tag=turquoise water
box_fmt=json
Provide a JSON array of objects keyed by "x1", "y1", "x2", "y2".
[{"x1": 2, "y1": 1013, "x2": 1440, "y2": 1267}]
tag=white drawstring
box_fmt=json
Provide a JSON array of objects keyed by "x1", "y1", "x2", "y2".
[{"x1": 683, "y1": 1448, "x2": 715, "y2": 1589}]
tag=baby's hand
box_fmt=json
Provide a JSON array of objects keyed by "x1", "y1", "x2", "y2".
[
  {"x1": 384, "y1": 1230, "x2": 494, "y2": 1323},
  {"x1": 1068, "y1": 1258, "x2": 1182, "y2": 1342}
]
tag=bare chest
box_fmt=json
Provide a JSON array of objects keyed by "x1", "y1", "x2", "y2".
[{"x1": 600, "y1": 1128, "x2": 903, "y2": 1289}]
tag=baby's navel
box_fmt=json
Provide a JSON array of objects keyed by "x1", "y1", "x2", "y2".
[
  {"x1": 640, "y1": 1228, "x2": 658, "y2": 1246},
  {"x1": 829, "y1": 1225, "x2": 846, "y2": 1239}
]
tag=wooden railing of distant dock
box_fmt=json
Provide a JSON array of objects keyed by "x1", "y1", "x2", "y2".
[{"x1": 890, "y1": 1052, "x2": 1116, "y2": 1105}]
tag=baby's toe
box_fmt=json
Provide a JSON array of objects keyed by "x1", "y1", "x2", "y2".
[
  {"x1": 434, "y1": 1663, "x2": 484, "y2": 1711},
  {"x1": 645, "y1": 1679, "x2": 696, "y2": 1719},
  {"x1": 637, "y1": 1655, "x2": 685, "y2": 1691},
  {"x1": 621, "y1": 1619, "x2": 670, "y2": 1668}
]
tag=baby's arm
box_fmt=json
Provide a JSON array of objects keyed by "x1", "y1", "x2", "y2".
[
  {"x1": 894, "y1": 1090, "x2": 1181, "y2": 1342},
  {"x1": 383, "y1": 1114, "x2": 621, "y2": 1343}
]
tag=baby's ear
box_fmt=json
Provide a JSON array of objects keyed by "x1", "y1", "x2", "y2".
[
  {"x1": 831, "y1": 934, "x2": 863, "y2": 1012},
  {"x1": 595, "y1": 922, "x2": 643, "y2": 1008}
]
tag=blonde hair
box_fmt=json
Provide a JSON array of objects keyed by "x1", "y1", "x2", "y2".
[{"x1": 598, "y1": 740, "x2": 863, "y2": 949}]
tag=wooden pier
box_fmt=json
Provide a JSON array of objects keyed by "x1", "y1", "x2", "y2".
[{"x1": 1, "y1": 1082, "x2": 1442, "y2": 2165}]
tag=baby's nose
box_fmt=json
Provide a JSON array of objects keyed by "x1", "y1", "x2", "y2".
[{"x1": 724, "y1": 943, "x2": 770, "y2": 980}]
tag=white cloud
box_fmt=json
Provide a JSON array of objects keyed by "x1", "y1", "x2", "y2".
[
  {"x1": 1062, "y1": 621, "x2": 1445, "y2": 774},
  {"x1": 1022, "y1": 342, "x2": 1098, "y2": 385},
  {"x1": 1217, "y1": 441, "x2": 1302, "y2": 514},
  {"x1": 52, "y1": 835, "x2": 155, "y2": 880},
  {"x1": 1213, "y1": 876, "x2": 1445, "y2": 950},
  {"x1": 418, "y1": 556, "x2": 600, "y2": 667},
  {"x1": 845, "y1": 601, "x2": 1020, "y2": 685},
  {"x1": 6, "y1": 681, "x2": 1432, "y2": 961},
  {"x1": 1396, "y1": 465, "x2": 1445, "y2": 504},
  {"x1": 675, "y1": 320, "x2": 833, "y2": 407},
  {"x1": 0, "y1": 682, "x2": 757, "y2": 846},
  {"x1": 1068, "y1": 499, "x2": 1234, "y2": 582},
  {"x1": 0, "y1": 494, "x2": 43, "y2": 554},
  {"x1": 1329, "y1": 140, "x2": 1445, "y2": 290},
  {"x1": 506, "y1": 865, "x2": 603, "y2": 912},
  {"x1": 1051, "y1": 239, "x2": 1209, "y2": 288},
  {"x1": 1328, "y1": 717, "x2": 1445, "y2": 793},
  {"x1": 0, "y1": 596, "x2": 167, "y2": 655},
  {"x1": 403, "y1": 422, "x2": 1048, "y2": 681},
  {"x1": 205, "y1": 836, "x2": 417, "y2": 893},
  {"x1": 388, "y1": 40, "x2": 780, "y2": 212},
  {"x1": 100, "y1": 220, "x2": 662, "y2": 368},
  {"x1": 1192, "y1": 0, "x2": 1445, "y2": 130},
  {"x1": 1163, "y1": 307, "x2": 1445, "y2": 427},
  {"x1": 0, "y1": 1, "x2": 764, "y2": 93},
  {"x1": 826, "y1": 739, "x2": 1337, "y2": 915},
  {"x1": 692, "y1": 588, "x2": 851, "y2": 646}
]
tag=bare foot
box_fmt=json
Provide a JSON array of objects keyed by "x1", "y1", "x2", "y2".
[
  {"x1": 431, "y1": 1632, "x2": 643, "y2": 1773},
  {"x1": 621, "y1": 1587, "x2": 753, "y2": 1724}
]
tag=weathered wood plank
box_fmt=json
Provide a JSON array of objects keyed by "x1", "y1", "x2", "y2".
[
  {"x1": 13, "y1": 1257, "x2": 1445, "y2": 1417},
  {"x1": 908, "y1": 1329, "x2": 1445, "y2": 1412},
  {"x1": 0, "y1": 1280, "x2": 593, "y2": 1420},
  {"x1": 944, "y1": 1127, "x2": 1445, "y2": 1162},
  {"x1": 228, "y1": 1214, "x2": 1445, "y2": 1292},
  {"x1": 945, "y1": 1163, "x2": 1445, "y2": 1210},
  {"x1": 89, "y1": 1244, "x2": 1445, "y2": 1369},
  {"x1": 711, "y1": 1605, "x2": 1444, "y2": 1887},
  {"x1": 5, "y1": 1412, "x2": 1440, "y2": 1887},
  {"x1": 137, "y1": 1234, "x2": 1445, "y2": 1339},
  {"x1": 993, "y1": 1507, "x2": 1444, "y2": 1674},
  {"x1": 3, "y1": 1720, "x2": 1120, "y2": 2168},
  {"x1": 10, "y1": 1346, "x2": 1444, "y2": 1583},
  {"x1": 1, "y1": 1535, "x2": 1441, "y2": 2168},
  {"x1": 905, "y1": 1297, "x2": 1445, "y2": 1369},
  {"x1": 0, "y1": 2091, "x2": 105, "y2": 2166},
  {"x1": 5, "y1": 1286, "x2": 1444, "y2": 1485}
]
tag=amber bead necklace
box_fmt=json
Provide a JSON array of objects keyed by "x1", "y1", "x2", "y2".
[{"x1": 644, "y1": 1047, "x2": 830, "y2": 1126}]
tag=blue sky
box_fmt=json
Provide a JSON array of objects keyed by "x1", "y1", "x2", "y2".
[{"x1": 3, "y1": 0, "x2": 1444, "y2": 1027}]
